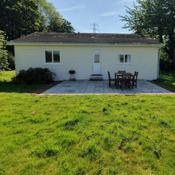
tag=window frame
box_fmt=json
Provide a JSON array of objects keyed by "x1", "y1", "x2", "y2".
[
  {"x1": 45, "y1": 50, "x2": 52, "y2": 63},
  {"x1": 118, "y1": 54, "x2": 131, "y2": 64},
  {"x1": 45, "y1": 50, "x2": 61, "y2": 64},
  {"x1": 53, "y1": 51, "x2": 61, "y2": 63}
]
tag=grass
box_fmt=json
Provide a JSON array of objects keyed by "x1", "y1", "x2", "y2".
[
  {"x1": 153, "y1": 72, "x2": 175, "y2": 92},
  {"x1": 0, "y1": 95, "x2": 175, "y2": 175},
  {"x1": 0, "y1": 71, "x2": 49, "y2": 93},
  {"x1": 0, "y1": 71, "x2": 175, "y2": 175}
]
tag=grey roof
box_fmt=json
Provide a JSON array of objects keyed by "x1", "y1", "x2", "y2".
[{"x1": 12, "y1": 32, "x2": 160, "y2": 45}]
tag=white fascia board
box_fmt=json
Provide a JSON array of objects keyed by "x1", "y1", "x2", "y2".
[{"x1": 7, "y1": 41, "x2": 162, "y2": 48}]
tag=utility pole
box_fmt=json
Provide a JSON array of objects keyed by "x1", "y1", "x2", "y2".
[{"x1": 90, "y1": 23, "x2": 99, "y2": 33}]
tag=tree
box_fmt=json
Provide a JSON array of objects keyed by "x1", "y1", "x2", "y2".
[
  {"x1": 0, "y1": 0, "x2": 74, "y2": 40},
  {"x1": 48, "y1": 14, "x2": 74, "y2": 33},
  {"x1": 0, "y1": 30, "x2": 8, "y2": 70},
  {"x1": 36, "y1": 0, "x2": 74, "y2": 33},
  {"x1": 121, "y1": 0, "x2": 175, "y2": 69},
  {"x1": 0, "y1": 0, "x2": 43, "y2": 40}
]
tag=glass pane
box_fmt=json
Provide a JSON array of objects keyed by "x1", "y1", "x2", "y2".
[
  {"x1": 53, "y1": 51, "x2": 60, "y2": 63},
  {"x1": 45, "y1": 51, "x2": 52, "y2": 63},
  {"x1": 94, "y1": 54, "x2": 100, "y2": 63},
  {"x1": 120, "y1": 55, "x2": 124, "y2": 63},
  {"x1": 125, "y1": 55, "x2": 128, "y2": 63}
]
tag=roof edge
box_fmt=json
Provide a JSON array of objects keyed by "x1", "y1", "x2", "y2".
[{"x1": 7, "y1": 41, "x2": 162, "y2": 48}]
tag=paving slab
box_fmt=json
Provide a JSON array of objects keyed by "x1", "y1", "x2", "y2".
[{"x1": 43, "y1": 80, "x2": 171, "y2": 95}]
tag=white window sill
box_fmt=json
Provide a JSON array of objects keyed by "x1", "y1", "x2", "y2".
[
  {"x1": 117, "y1": 63, "x2": 132, "y2": 65},
  {"x1": 44, "y1": 62, "x2": 61, "y2": 65}
]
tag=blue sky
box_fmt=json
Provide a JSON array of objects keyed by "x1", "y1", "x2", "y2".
[{"x1": 48, "y1": 0, "x2": 135, "y2": 33}]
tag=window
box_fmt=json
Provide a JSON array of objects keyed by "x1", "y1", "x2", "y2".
[
  {"x1": 45, "y1": 50, "x2": 60, "y2": 63},
  {"x1": 45, "y1": 51, "x2": 52, "y2": 63},
  {"x1": 119, "y1": 54, "x2": 131, "y2": 64},
  {"x1": 94, "y1": 54, "x2": 100, "y2": 63},
  {"x1": 53, "y1": 51, "x2": 60, "y2": 63}
]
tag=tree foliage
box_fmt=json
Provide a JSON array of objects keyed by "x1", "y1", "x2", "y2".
[
  {"x1": 0, "y1": 0, "x2": 74, "y2": 40},
  {"x1": 0, "y1": 0, "x2": 43, "y2": 40},
  {"x1": 122, "y1": 0, "x2": 175, "y2": 69},
  {"x1": 0, "y1": 30, "x2": 8, "y2": 70},
  {"x1": 36, "y1": 0, "x2": 74, "y2": 33}
]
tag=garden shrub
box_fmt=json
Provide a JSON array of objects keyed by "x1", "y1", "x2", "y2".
[
  {"x1": 0, "y1": 30, "x2": 9, "y2": 70},
  {"x1": 160, "y1": 58, "x2": 173, "y2": 71},
  {"x1": 14, "y1": 67, "x2": 55, "y2": 84}
]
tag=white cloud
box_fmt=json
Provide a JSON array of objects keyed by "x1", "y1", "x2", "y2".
[
  {"x1": 60, "y1": 5, "x2": 86, "y2": 12},
  {"x1": 100, "y1": 11, "x2": 118, "y2": 17}
]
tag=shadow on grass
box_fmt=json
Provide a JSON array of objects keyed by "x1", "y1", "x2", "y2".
[
  {"x1": 0, "y1": 81, "x2": 58, "y2": 93},
  {"x1": 0, "y1": 71, "x2": 59, "y2": 93},
  {"x1": 152, "y1": 72, "x2": 175, "y2": 92}
]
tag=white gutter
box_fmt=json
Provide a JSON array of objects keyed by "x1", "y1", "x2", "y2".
[{"x1": 7, "y1": 41, "x2": 162, "y2": 48}]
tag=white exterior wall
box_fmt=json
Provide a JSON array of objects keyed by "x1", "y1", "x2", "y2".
[{"x1": 14, "y1": 44, "x2": 159, "y2": 80}]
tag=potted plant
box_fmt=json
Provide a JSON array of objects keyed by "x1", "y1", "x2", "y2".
[{"x1": 69, "y1": 70, "x2": 76, "y2": 80}]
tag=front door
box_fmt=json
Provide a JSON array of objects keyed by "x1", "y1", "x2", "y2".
[{"x1": 93, "y1": 52, "x2": 101, "y2": 74}]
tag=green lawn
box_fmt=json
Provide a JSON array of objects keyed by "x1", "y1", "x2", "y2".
[
  {"x1": 153, "y1": 72, "x2": 175, "y2": 92},
  {"x1": 0, "y1": 71, "x2": 175, "y2": 175}
]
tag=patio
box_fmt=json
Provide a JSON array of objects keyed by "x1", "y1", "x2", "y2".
[{"x1": 43, "y1": 80, "x2": 170, "y2": 94}]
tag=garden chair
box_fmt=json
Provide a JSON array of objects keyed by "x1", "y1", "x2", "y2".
[
  {"x1": 133, "y1": 71, "x2": 138, "y2": 88},
  {"x1": 107, "y1": 71, "x2": 115, "y2": 87},
  {"x1": 117, "y1": 70, "x2": 126, "y2": 74}
]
